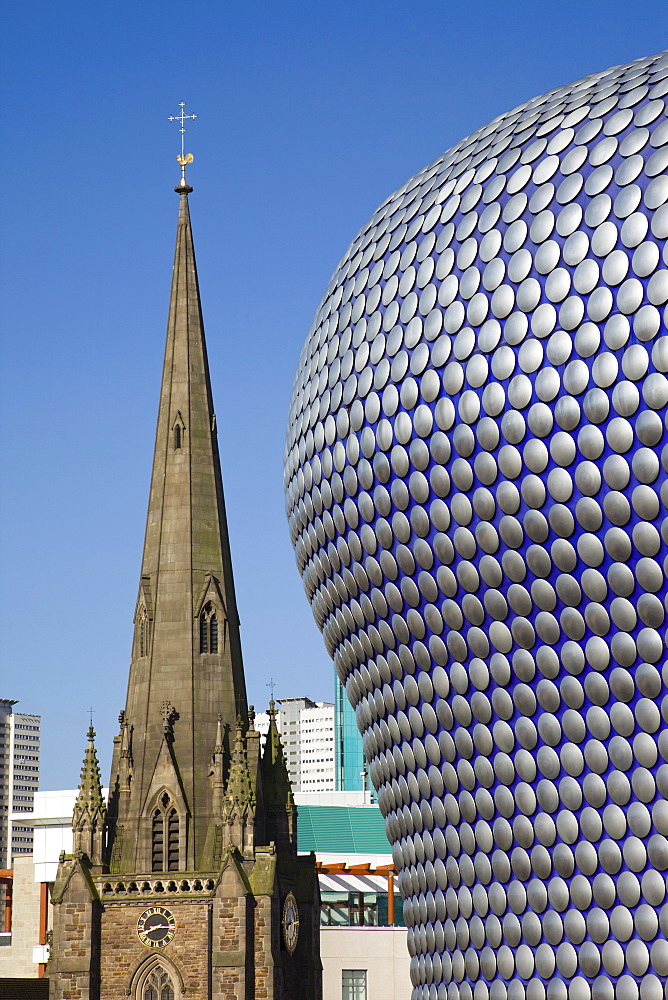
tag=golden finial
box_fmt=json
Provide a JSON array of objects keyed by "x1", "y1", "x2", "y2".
[{"x1": 168, "y1": 102, "x2": 197, "y2": 190}]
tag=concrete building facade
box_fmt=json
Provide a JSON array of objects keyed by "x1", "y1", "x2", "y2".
[
  {"x1": 320, "y1": 928, "x2": 407, "y2": 1000},
  {"x1": 256, "y1": 698, "x2": 336, "y2": 793},
  {"x1": 0, "y1": 701, "x2": 41, "y2": 869},
  {"x1": 0, "y1": 856, "x2": 43, "y2": 980},
  {"x1": 258, "y1": 683, "x2": 368, "y2": 797}
]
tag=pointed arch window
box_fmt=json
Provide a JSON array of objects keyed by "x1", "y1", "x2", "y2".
[
  {"x1": 172, "y1": 412, "x2": 185, "y2": 451},
  {"x1": 199, "y1": 602, "x2": 218, "y2": 654},
  {"x1": 152, "y1": 793, "x2": 180, "y2": 872},
  {"x1": 142, "y1": 966, "x2": 174, "y2": 1000}
]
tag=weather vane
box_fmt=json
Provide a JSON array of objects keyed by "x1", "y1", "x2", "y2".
[{"x1": 168, "y1": 102, "x2": 196, "y2": 187}]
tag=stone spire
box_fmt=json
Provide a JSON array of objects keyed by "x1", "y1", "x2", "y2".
[
  {"x1": 49, "y1": 158, "x2": 322, "y2": 1000},
  {"x1": 106, "y1": 184, "x2": 247, "y2": 873},
  {"x1": 261, "y1": 701, "x2": 296, "y2": 852},
  {"x1": 72, "y1": 726, "x2": 106, "y2": 867}
]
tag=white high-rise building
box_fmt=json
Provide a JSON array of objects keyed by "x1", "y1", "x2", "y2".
[
  {"x1": 297, "y1": 700, "x2": 336, "y2": 792},
  {"x1": 0, "y1": 699, "x2": 41, "y2": 867},
  {"x1": 255, "y1": 696, "x2": 335, "y2": 793}
]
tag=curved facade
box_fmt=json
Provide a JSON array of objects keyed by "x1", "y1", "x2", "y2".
[{"x1": 285, "y1": 51, "x2": 668, "y2": 1000}]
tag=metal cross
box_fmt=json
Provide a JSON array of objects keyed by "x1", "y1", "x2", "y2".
[
  {"x1": 267, "y1": 678, "x2": 276, "y2": 700},
  {"x1": 88, "y1": 706, "x2": 95, "y2": 727},
  {"x1": 168, "y1": 102, "x2": 197, "y2": 159}
]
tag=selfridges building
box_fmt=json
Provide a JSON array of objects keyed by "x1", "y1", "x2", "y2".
[{"x1": 285, "y1": 51, "x2": 668, "y2": 1000}]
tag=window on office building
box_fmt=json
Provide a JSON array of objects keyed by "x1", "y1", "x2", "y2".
[{"x1": 342, "y1": 969, "x2": 366, "y2": 1000}]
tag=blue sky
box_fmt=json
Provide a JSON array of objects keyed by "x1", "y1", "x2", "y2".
[{"x1": 2, "y1": 0, "x2": 666, "y2": 788}]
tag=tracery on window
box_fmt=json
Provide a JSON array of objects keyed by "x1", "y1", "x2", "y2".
[
  {"x1": 142, "y1": 965, "x2": 174, "y2": 1000},
  {"x1": 152, "y1": 793, "x2": 180, "y2": 872},
  {"x1": 199, "y1": 602, "x2": 218, "y2": 654}
]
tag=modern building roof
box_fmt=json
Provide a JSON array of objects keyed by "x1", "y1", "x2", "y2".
[{"x1": 297, "y1": 804, "x2": 389, "y2": 855}]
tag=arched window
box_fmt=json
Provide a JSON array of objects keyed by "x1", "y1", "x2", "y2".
[
  {"x1": 199, "y1": 603, "x2": 219, "y2": 654},
  {"x1": 133, "y1": 957, "x2": 180, "y2": 1000},
  {"x1": 142, "y1": 966, "x2": 174, "y2": 1000},
  {"x1": 151, "y1": 810, "x2": 164, "y2": 871},
  {"x1": 174, "y1": 425, "x2": 181, "y2": 450},
  {"x1": 167, "y1": 809, "x2": 179, "y2": 870},
  {"x1": 152, "y1": 793, "x2": 180, "y2": 872}
]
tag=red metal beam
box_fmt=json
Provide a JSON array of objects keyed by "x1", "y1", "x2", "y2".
[
  {"x1": 3, "y1": 879, "x2": 12, "y2": 933},
  {"x1": 38, "y1": 882, "x2": 49, "y2": 976}
]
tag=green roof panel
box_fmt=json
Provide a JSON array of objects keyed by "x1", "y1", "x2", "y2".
[{"x1": 297, "y1": 805, "x2": 390, "y2": 855}]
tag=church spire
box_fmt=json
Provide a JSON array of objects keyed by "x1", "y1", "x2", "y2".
[
  {"x1": 49, "y1": 138, "x2": 322, "y2": 1000},
  {"x1": 107, "y1": 179, "x2": 247, "y2": 873},
  {"x1": 72, "y1": 726, "x2": 106, "y2": 867}
]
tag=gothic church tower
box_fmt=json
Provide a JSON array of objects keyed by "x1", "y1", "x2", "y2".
[{"x1": 48, "y1": 165, "x2": 321, "y2": 1000}]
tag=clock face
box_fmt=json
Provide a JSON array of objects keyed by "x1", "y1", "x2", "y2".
[
  {"x1": 282, "y1": 892, "x2": 299, "y2": 954},
  {"x1": 137, "y1": 906, "x2": 176, "y2": 948}
]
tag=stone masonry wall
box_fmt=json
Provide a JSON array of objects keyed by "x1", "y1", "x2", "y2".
[
  {"x1": 253, "y1": 894, "x2": 273, "y2": 1000},
  {"x1": 211, "y1": 892, "x2": 250, "y2": 1000},
  {"x1": 99, "y1": 901, "x2": 210, "y2": 999}
]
